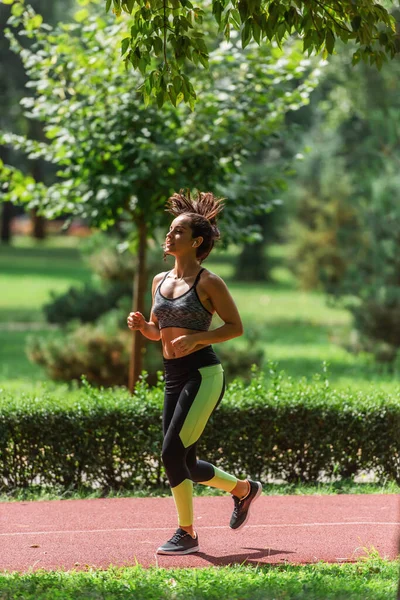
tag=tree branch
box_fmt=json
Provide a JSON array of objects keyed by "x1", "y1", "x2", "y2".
[
  {"x1": 312, "y1": 0, "x2": 352, "y2": 35},
  {"x1": 163, "y1": 0, "x2": 168, "y2": 66}
]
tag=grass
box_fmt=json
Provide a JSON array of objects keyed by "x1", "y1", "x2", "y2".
[
  {"x1": 0, "y1": 557, "x2": 397, "y2": 599},
  {"x1": 1, "y1": 237, "x2": 399, "y2": 598},
  {"x1": 0, "y1": 239, "x2": 92, "y2": 323},
  {"x1": 2, "y1": 480, "x2": 400, "y2": 503},
  {"x1": 1, "y1": 235, "x2": 398, "y2": 391}
]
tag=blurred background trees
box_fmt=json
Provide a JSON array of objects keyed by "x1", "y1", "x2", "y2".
[
  {"x1": 0, "y1": 0, "x2": 319, "y2": 387},
  {"x1": 1, "y1": 0, "x2": 400, "y2": 388}
]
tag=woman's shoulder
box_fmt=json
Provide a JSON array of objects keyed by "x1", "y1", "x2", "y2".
[
  {"x1": 152, "y1": 271, "x2": 169, "y2": 291},
  {"x1": 154, "y1": 270, "x2": 169, "y2": 282},
  {"x1": 199, "y1": 268, "x2": 227, "y2": 289}
]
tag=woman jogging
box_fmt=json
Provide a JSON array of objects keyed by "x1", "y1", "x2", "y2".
[{"x1": 127, "y1": 190, "x2": 262, "y2": 555}]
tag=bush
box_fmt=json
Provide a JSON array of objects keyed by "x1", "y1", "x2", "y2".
[
  {"x1": 80, "y1": 232, "x2": 167, "y2": 283},
  {"x1": 27, "y1": 308, "x2": 163, "y2": 387},
  {"x1": 1, "y1": 364, "x2": 399, "y2": 491},
  {"x1": 27, "y1": 311, "x2": 264, "y2": 387},
  {"x1": 43, "y1": 282, "x2": 131, "y2": 325},
  {"x1": 217, "y1": 331, "x2": 265, "y2": 381}
]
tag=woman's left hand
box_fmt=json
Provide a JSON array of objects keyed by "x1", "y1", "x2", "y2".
[{"x1": 170, "y1": 334, "x2": 198, "y2": 356}]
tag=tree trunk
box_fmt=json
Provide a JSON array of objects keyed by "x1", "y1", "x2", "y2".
[
  {"x1": 1, "y1": 202, "x2": 13, "y2": 244},
  {"x1": 129, "y1": 215, "x2": 148, "y2": 393},
  {"x1": 234, "y1": 240, "x2": 271, "y2": 281},
  {"x1": 30, "y1": 157, "x2": 46, "y2": 240},
  {"x1": 234, "y1": 213, "x2": 277, "y2": 282},
  {"x1": 31, "y1": 208, "x2": 46, "y2": 240}
]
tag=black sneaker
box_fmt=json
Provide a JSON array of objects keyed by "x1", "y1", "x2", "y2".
[
  {"x1": 156, "y1": 528, "x2": 199, "y2": 555},
  {"x1": 230, "y1": 479, "x2": 262, "y2": 530}
]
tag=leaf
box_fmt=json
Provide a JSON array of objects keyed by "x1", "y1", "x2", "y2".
[
  {"x1": 252, "y1": 18, "x2": 261, "y2": 45},
  {"x1": 241, "y1": 20, "x2": 252, "y2": 49},
  {"x1": 238, "y1": 0, "x2": 248, "y2": 23},
  {"x1": 351, "y1": 15, "x2": 362, "y2": 32},
  {"x1": 199, "y1": 53, "x2": 208, "y2": 69},
  {"x1": 153, "y1": 36, "x2": 163, "y2": 56},
  {"x1": 74, "y1": 9, "x2": 89, "y2": 22},
  {"x1": 11, "y1": 3, "x2": 24, "y2": 16},
  {"x1": 106, "y1": 0, "x2": 112, "y2": 11},
  {"x1": 325, "y1": 29, "x2": 335, "y2": 54},
  {"x1": 156, "y1": 90, "x2": 165, "y2": 108},
  {"x1": 124, "y1": 0, "x2": 135, "y2": 13},
  {"x1": 173, "y1": 75, "x2": 182, "y2": 94},
  {"x1": 121, "y1": 37, "x2": 130, "y2": 56},
  {"x1": 168, "y1": 84, "x2": 177, "y2": 107}
]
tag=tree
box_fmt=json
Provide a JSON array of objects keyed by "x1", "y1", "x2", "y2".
[
  {"x1": 101, "y1": 0, "x2": 399, "y2": 107},
  {"x1": 0, "y1": 0, "x2": 74, "y2": 242},
  {"x1": 0, "y1": 2, "x2": 321, "y2": 388},
  {"x1": 286, "y1": 38, "x2": 400, "y2": 362}
]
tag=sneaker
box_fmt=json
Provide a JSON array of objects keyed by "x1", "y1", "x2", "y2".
[
  {"x1": 156, "y1": 527, "x2": 199, "y2": 555},
  {"x1": 230, "y1": 479, "x2": 262, "y2": 530}
]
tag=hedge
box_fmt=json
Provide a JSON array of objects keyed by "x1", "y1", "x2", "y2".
[{"x1": 0, "y1": 365, "x2": 399, "y2": 491}]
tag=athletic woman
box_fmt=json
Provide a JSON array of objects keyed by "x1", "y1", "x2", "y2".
[{"x1": 127, "y1": 190, "x2": 262, "y2": 555}]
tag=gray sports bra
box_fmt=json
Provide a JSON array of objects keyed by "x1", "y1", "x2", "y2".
[{"x1": 153, "y1": 268, "x2": 213, "y2": 331}]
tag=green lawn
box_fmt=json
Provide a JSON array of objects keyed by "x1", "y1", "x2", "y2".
[
  {"x1": 0, "y1": 558, "x2": 397, "y2": 600},
  {"x1": 0, "y1": 236, "x2": 399, "y2": 391}
]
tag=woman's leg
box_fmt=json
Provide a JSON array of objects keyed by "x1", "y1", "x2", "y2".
[
  {"x1": 162, "y1": 363, "x2": 242, "y2": 534},
  {"x1": 186, "y1": 445, "x2": 250, "y2": 499}
]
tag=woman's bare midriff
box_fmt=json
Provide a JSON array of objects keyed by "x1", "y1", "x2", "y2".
[{"x1": 161, "y1": 327, "x2": 210, "y2": 359}]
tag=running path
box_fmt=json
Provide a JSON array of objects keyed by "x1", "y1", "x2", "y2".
[{"x1": 1, "y1": 494, "x2": 399, "y2": 572}]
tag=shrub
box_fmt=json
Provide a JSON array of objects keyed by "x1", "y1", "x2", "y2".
[
  {"x1": 27, "y1": 310, "x2": 264, "y2": 387},
  {"x1": 80, "y1": 232, "x2": 167, "y2": 283},
  {"x1": 43, "y1": 282, "x2": 131, "y2": 325},
  {"x1": 0, "y1": 364, "x2": 399, "y2": 491}
]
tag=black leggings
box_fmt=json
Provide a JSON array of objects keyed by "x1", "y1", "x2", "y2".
[{"x1": 162, "y1": 346, "x2": 238, "y2": 527}]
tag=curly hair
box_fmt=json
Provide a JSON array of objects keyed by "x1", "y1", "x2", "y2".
[{"x1": 164, "y1": 189, "x2": 225, "y2": 263}]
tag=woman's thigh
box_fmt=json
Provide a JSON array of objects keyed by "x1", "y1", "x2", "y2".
[{"x1": 165, "y1": 364, "x2": 225, "y2": 449}]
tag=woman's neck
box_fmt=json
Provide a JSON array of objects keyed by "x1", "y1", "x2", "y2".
[{"x1": 172, "y1": 257, "x2": 201, "y2": 280}]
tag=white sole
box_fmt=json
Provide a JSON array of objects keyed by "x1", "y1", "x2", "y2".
[{"x1": 230, "y1": 481, "x2": 262, "y2": 532}]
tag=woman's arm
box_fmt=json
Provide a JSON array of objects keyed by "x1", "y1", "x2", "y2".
[
  {"x1": 170, "y1": 272, "x2": 243, "y2": 354},
  {"x1": 127, "y1": 274, "x2": 163, "y2": 341}
]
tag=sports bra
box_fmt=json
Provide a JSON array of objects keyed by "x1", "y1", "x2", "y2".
[{"x1": 153, "y1": 268, "x2": 213, "y2": 331}]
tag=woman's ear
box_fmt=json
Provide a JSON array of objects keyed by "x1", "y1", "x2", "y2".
[{"x1": 193, "y1": 236, "x2": 203, "y2": 248}]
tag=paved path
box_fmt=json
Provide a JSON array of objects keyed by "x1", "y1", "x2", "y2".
[{"x1": 1, "y1": 494, "x2": 399, "y2": 572}]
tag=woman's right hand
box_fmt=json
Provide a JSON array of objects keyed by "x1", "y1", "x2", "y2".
[{"x1": 127, "y1": 311, "x2": 146, "y2": 331}]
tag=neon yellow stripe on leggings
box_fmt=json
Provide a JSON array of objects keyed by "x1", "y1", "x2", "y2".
[
  {"x1": 199, "y1": 466, "x2": 237, "y2": 492},
  {"x1": 179, "y1": 363, "x2": 224, "y2": 449},
  {"x1": 171, "y1": 478, "x2": 193, "y2": 527}
]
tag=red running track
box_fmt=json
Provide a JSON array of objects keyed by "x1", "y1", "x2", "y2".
[{"x1": 1, "y1": 494, "x2": 399, "y2": 572}]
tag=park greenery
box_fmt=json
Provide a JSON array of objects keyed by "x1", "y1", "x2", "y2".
[
  {"x1": 0, "y1": 2, "x2": 400, "y2": 479},
  {"x1": 1, "y1": 2, "x2": 400, "y2": 597},
  {"x1": 0, "y1": 557, "x2": 397, "y2": 600},
  {"x1": 0, "y1": 0, "x2": 322, "y2": 385},
  {"x1": 104, "y1": 0, "x2": 399, "y2": 107},
  {"x1": 1, "y1": 363, "x2": 400, "y2": 491}
]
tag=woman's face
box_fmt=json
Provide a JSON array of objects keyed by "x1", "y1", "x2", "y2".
[
  {"x1": 165, "y1": 215, "x2": 199, "y2": 256},
  {"x1": 165, "y1": 215, "x2": 203, "y2": 255}
]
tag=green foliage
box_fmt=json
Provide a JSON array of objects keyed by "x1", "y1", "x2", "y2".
[
  {"x1": 287, "y1": 137, "x2": 360, "y2": 291},
  {"x1": 26, "y1": 310, "x2": 264, "y2": 386},
  {"x1": 330, "y1": 168, "x2": 400, "y2": 363},
  {"x1": 1, "y1": 364, "x2": 399, "y2": 491},
  {"x1": 43, "y1": 281, "x2": 131, "y2": 325},
  {"x1": 0, "y1": 0, "x2": 321, "y2": 246},
  {"x1": 0, "y1": 560, "x2": 397, "y2": 600},
  {"x1": 102, "y1": 0, "x2": 399, "y2": 107},
  {"x1": 26, "y1": 309, "x2": 135, "y2": 387}
]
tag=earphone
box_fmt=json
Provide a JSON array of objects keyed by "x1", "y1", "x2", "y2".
[{"x1": 192, "y1": 242, "x2": 197, "y2": 247}]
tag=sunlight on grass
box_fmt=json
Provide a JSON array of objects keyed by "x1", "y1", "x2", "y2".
[
  {"x1": 0, "y1": 558, "x2": 397, "y2": 600},
  {"x1": 0, "y1": 236, "x2": 398, "y2": 391}
]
